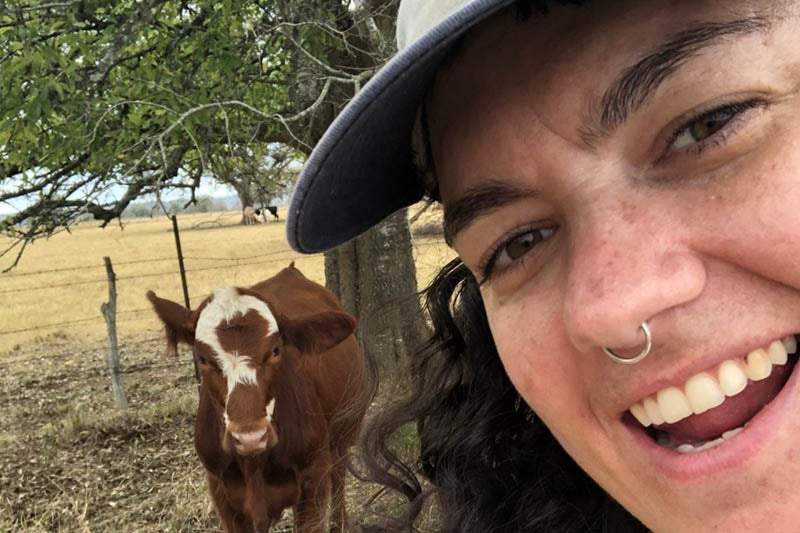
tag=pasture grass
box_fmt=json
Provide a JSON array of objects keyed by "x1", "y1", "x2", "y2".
[
  {"x1": 0, "y1": 203, "x2": 452, "y2": 531},
  {"x1": 0, "y1": 335, "x2": 440, "y2": 532},
  {"x1": 0, "y1": 205, "x2": 453, "y2": 355},
  {"x1": 0, "y1": 208, "x2": 324, "y2": 355},
  {"x1": 0, "y1": 337, "x2": 216, "y2": 532}
]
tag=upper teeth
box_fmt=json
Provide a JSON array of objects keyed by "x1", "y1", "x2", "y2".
[{"x1": 629, "y1": 336, "x2": 797, "y2": 427}]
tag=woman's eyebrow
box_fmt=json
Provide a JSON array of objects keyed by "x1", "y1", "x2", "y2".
[
  {"x1": 443, "y1": 180, "x2": 538, "y2": 245},
  {"x1": 581, "y1": 15, "x2": 772, "y2": 144}
]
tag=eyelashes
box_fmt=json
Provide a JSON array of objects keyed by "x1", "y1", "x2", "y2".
[
  {"x1": 479, "y1": 226, "x2": 557, "y2": 283},
  {"x1": 661, "y1": 98, "x2": 766, "y2": 160}
]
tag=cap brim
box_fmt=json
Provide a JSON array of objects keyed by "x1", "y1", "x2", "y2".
[{"x1": 287, "y1": 0, "x2": 514, "y2": 253}]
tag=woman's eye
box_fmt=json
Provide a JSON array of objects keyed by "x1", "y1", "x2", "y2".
[
  {"x1": 671, "y1": 110, "x2": 733, "y2": 149},
  {"x1": 666, "y1": 99, "x2": 764, "y2": 156},
  {"x1": 482, "y1": 227, "x2": 556, "y2": 281}
]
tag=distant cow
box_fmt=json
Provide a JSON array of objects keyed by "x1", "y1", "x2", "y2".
[
  {"x1": 255, "y1": 205, "x2": 279, "y2": 222},
  {"x1": 243, "y1": 206, "x2": 258, "y2": 225},
  {"x1": 147, "y1": 263, "x2": 367, "y2": 532}
]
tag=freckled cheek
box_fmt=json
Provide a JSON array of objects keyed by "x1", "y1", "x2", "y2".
[
  {"x1": 705, "y1": 154, "x2": 800, "y2": 287},
  {"x1": 486, "y1": 304, "x2": 582, "y2": 419},
  {"x1": 755, "y1": 160, "x2": 800, "y2": 237}
]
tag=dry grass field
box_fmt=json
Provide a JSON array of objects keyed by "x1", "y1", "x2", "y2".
[
  {"x1": 0, "y1": 206, "x2": 452, "y2": 354},
  {"x1": 0, "y1": 209, "x2": 318, "y2": 355},
  {"x1": 0, "y1": 206, "x2": 451, "y2": 532}
]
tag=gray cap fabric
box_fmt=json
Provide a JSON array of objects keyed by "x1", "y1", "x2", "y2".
[{"x1": 287, "y1": 0, "x2": 514, "y2": 253}]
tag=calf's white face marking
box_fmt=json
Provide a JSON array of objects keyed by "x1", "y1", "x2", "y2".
[{"x1": 194, "y1": 287, "x2": 279, "y2": 398}]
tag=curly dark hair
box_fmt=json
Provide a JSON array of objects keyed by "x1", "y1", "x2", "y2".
[{"x1": 359, "y1": 258, "x2": 646, "y2": 532}]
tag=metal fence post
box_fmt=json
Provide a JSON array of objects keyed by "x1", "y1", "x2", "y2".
[{"x1": 170, "y1": 215, "x2": 200, "y2": 383}]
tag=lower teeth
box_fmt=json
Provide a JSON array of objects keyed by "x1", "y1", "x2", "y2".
[{"x1": 658, "y1": 426, "x2": 744, "y2": 454}]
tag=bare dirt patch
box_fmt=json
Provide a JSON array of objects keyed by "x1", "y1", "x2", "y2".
[
  {"x1": 0, "y1": 335, "x2": 422, "y2": 532},
  {"x1": 0, "y1": 337, "x2": 217, "y2": 531}
]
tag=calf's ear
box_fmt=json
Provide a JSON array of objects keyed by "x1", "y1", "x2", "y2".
[
  {"x1": 147, "y1": 291, "x2": 197, "y2": 356},
  {"x1": 279, "y1": 311, "x2": 357, "y2": 354}
]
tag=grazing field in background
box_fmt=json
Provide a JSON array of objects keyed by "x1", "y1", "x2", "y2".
[
  {"x1": 0, "y1": 206, "x2": 450, "y2": 531},
  {"x1": 0, "y1": 206, "x2": 452, "y2": 354}
]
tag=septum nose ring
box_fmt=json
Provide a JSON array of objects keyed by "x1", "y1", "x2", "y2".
[{"x1": 603, "y1": 322, "x2": 652, "y2": 364}]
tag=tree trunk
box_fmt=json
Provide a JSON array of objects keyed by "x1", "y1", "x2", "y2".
[
  {"x1": 286, "y1": 1, "x2": 421, "y2": 376},
  {"x1": 325, "y1": 208, "x2": 425, "y2": 375},
  {"x1": 237, "y1": 188, "x2": 256, "y2": 224}
]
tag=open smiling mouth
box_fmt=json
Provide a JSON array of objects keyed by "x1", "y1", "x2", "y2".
[{"x1": 626, "y1": 336, "x2": 799, "y2": 454}]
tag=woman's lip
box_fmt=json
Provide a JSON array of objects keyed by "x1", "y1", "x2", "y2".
[
  {"x1": 616, "y1": 332, "x2": 798, "y2": 415},
  {"x1": 622, "y1": 348, "x2": 800, "y2": 481}
]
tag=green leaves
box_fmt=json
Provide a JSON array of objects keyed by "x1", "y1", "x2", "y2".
[{"x1": 1, "y1": 0, "x2": 396, "y2": 266}]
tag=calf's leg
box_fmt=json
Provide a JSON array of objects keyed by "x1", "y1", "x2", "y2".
[
  {"x1": 293, "y1": 451, "x2": 333, "y2": 533},
  {"x1": 208, "y1": 474, "x2": 255, "y2": 533}
]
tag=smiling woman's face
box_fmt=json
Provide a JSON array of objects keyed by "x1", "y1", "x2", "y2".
[{"x1": 428, "y1": 1, "x2": 800, "y2": 530}]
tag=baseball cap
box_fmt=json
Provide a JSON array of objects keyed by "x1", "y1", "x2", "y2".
[{"x1": 287, "y1": 0, "x2": 515, "y2": 253}]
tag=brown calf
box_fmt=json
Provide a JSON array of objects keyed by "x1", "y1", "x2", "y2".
[{"x1": 147, "y1": 264, "x2": 366, "y2": 532}]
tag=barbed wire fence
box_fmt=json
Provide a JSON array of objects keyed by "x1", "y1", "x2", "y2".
[
  {"x1": 0, "y1": 215, "x2": 451, "y2": 408},
  {"x1": 0, "y1": 216, "x2": 326, "y2": 405},
  {"x1": 0, "y1": 248, "x2": 313, "y2": 335}
]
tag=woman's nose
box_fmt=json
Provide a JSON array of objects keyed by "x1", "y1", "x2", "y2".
[{"x1": 561, "y1": 202, "x2": 706, "y2": 354}]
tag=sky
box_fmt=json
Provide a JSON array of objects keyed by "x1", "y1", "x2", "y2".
[{"x1": 0, "y1": 180, "x2": 240, "y2": 217}]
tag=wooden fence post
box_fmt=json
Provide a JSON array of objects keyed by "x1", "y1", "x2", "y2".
[{"x1": 100, "y1": 256, "x2": 128, "y2": 410}]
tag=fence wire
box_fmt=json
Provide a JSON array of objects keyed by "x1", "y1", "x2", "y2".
[
  {"x1": 0, "y1": 218, "x2": 443, "y2": 383},
  {"x1": 0, "y1": 247, "x2": 321, "y2": 336}
]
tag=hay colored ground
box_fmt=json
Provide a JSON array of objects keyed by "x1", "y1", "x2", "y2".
[{"x1": 0, "y1": 206, "x2": 452, "y2": 355}]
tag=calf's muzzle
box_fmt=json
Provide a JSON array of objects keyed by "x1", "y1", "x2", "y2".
[{"x1": 227, "y1": 420, "x2": 278, "y2": 455}]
